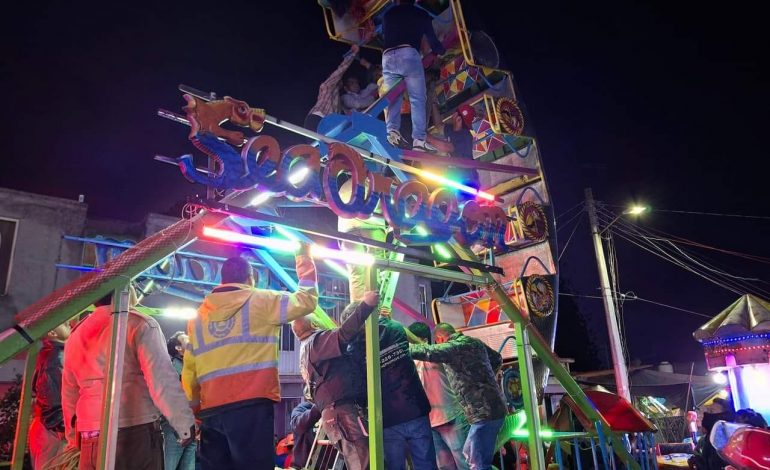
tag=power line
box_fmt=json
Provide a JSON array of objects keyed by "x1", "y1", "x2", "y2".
[
  {"x1": 559, "y1": 292, "x2": 711, "y2": 319},
  {"x1": 596, "y1": 211, "x2": 746, "y2": 294},
  {"x1": 598, "y1": 211, "x2": 770, "y2": 298},
  {"x1": 558, "y1": 212, "x2": 585, "y2": 261},
  {"x1": 557, "y1": 207, "x2": 585, "y2": 233},
  {"x1": 605, "y1": 205, "x2": 770, "y2": 220},
  {"x1": 556, "y1": 201, "x2": 584, "y2": 220},
  {"x1": 604, "y1": 210, "x2": 770, "y2": 294}
]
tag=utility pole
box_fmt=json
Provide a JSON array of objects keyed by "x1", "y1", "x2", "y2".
[{"x1": 585, "y1": 188, "x2": 632, "y2": 401}]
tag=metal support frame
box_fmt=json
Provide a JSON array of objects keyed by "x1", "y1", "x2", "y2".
[
  {"x1": 364, "y1": 267, "x2": 384, "y2": 470},
  {"x1": 512, "y1": 322, "x2": 546, "y2": 469},
  {"x1": 96, "y1": 286, "x2": 130, "y2": 470},
  {"x1": 10, "y1": 341, "x2": 40, "y2": 470},
  {"x1": 448, "y1": 240, "x2": 641, "y2": 470}
]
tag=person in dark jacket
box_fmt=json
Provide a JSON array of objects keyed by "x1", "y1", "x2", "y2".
[
  {"x1": 410, "y1": 323, "x2": 507, "y2": 470},
  {"x1": 690, "y1": 398, "x2": 734, "y2": 470},
  {"x1": 28, "y1": 323, "x2": 70, "y2": 469},
  {"x1": 292, "y1": 291, "x2": 379, "y2": 470},
  {"x1": 344, "y1": 308, "x2": 436, "y2": 470},
  {"x1": 290, "y1": 400, "x2": 322, "y2": 469}
]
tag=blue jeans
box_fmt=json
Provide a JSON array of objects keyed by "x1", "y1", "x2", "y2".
[
  {"x1": 382, "y1": 47, "x2": 428, "y2": 141},
  {"x1": 162, "y1": 420, "x2": 197, "y2": 470},
  {"x1": 433, "y1": 415, "x2": 471, "y2": 470},
  {"x1": 383, "y1": 416, "x2": 437, "y2": 470},
  {"x1": 464, "y1": 418, "x2": 504, "y2": 470}
]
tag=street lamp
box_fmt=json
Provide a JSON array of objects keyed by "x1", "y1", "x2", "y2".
[
  {"x1": 584, "y1": 189, "x2": 649, "y2": 402},
  {"x1": 600, "y1": 204, "x2": 649, "y2": 234}
]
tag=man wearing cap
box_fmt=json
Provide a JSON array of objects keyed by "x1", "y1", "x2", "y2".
[{"x1": 427, "y1": 104, "x2": 480, "y2": 199}]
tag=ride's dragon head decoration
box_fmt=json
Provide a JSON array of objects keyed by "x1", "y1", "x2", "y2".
[{"x1": 182, "y1": 94, "x2": 266, "y2": 146}]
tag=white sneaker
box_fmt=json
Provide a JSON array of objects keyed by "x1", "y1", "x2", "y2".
[
  {"x1": 387, "y1": 130, "x2": 407, "y2": 148},
  {"x1": 412, "y1": 139, "x2": 437, "y2": 152}
]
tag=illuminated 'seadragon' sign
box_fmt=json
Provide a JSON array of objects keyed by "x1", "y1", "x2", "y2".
[{"x1": 175, "y1": 95, "x2": 508, "y2": 248}]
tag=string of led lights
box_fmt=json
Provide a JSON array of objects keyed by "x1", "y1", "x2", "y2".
[{"x1": 701, "y1": 332, "x2": 770, "y2": 347}]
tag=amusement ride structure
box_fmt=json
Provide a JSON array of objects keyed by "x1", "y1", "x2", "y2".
[{"x1": 0, "y1": 1, "x2": 660, "y2": 469}]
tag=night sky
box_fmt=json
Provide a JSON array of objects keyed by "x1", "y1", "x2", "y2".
[{"x1": 1, "y1": 1, "x2": 767, "y2": 370}]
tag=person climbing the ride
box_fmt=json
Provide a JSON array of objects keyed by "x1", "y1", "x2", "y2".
[
  {"x1": 410, "y1": 323, "x2": 507, "y2": 470},
  {"x1": 292, "y1": 291, "x2": 380, "y2": 470},
  {"x1": 305, "y1": 44, "x2": 362, "y2": 131},
  {"x1": 381, "y1": 0, "x2": 446, "y2": 151},
  {"x1": 426, "y1": 103, "x2": 480, "y2": 199},
  {"x1": 341, "y1": 74, "x2": 379, "y2": 114},
  {"x1": 182, "y1": 250, "x2": 318, "y2": 470}
]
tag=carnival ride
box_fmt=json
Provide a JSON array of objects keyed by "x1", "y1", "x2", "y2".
[{"x1": 0, "y1": 1, "x2": 658, "y2": 469}]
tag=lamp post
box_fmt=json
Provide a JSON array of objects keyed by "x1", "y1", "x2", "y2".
[{"x1": 584, "y1": 188, "x2": 648, "y2": 402}]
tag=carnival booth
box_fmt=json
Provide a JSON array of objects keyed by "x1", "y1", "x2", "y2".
[{"x1": 694, "y1": 294, "x2": 770, "y2": 423}]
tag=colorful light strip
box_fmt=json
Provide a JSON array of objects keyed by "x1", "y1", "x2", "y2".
[
  {"x1": 702, "y1": 333, "x2": 770, "y2": 347},
  {"x1": 511, "y1": 428, "x2": 555, "y2": 439},
  {"x1": 415, "y1": 226, "x2": 454, "y2": 260},
  {"x1": 288, "y1": 166, "x2": 310, "y2": 185},
  {"x1": 163, "y1": 307, "x2": 198, "y2": 319},
  {"x1": 273, "y1": 225, "x2": 301, "y2": 242},
  {"x1": 705, "y1": 344, "x2": 770, "y2": 356},
  {"x1": 433, "y1": 244, "x2": 453, "y2": 260},
  {"x1": 202, "y1": 226, "x2": 301, "y2": 253},
  {"x1": 311, "y1": 245, "x2": 375, "y2": 267},
  {"x1": 414, "y1": 168, "x2": 496, "y2": 201},
  {"x1": 323, "y1": 259, "x2": 349, "y2": 278},
  {"x1": 249, "y1": 191, "x2": 273, "y2": 207}
]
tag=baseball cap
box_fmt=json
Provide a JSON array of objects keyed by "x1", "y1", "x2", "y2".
[{"x1": 457, "y1": 104, "x2": 476, "y2": 128}]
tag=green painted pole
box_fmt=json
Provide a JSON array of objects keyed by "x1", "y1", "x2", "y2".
[
  {"x1": 10, "y1": 341, "x2": 40, "y2": 470},
  {"x1": 364, "y1": 267, "x2": 384, "y2": 470},
  {"x1": 96, "y1": 286, "x2": 130, "y2": 470},
  {"x1": 513, "y1": 322, "x2": 546, "y2": 470}
]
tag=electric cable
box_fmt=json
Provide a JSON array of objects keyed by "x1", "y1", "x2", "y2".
[
  {"x1": 600, "y1": 210, "x2": 770, "y2": 297},
  {"x1": 557, "y1": 212, "x2": 585, "y2": 261},
  {"x1": 598, "y1": 212, "x2": 764, "y2": 297}
]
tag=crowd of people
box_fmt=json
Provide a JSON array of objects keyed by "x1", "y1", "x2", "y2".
[
  {"x1": 27, "y1": 244, "x2": 508, "y2": 470},
  {"x1": 688, "y1": 397, "x2": 768, "y2": 470}
]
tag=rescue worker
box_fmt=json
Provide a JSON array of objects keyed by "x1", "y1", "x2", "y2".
[
  {"x1": 292, "y1": 291, "x2": 379, "y2": 470},
  {"x1": 182, "y1": 248, "x2": 318, "y2": 470},
  {"x1": 410, "y1": 323, "x2": 507, "y2": 470}
]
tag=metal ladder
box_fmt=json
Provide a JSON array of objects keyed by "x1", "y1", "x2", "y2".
[{"x1": 304, "y1": 426, "x2": 345, "y2": 470}]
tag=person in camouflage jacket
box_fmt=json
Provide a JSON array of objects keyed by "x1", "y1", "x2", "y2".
[{"x1": 409, "y1": 323, "x2": 507, "y2": 470}]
